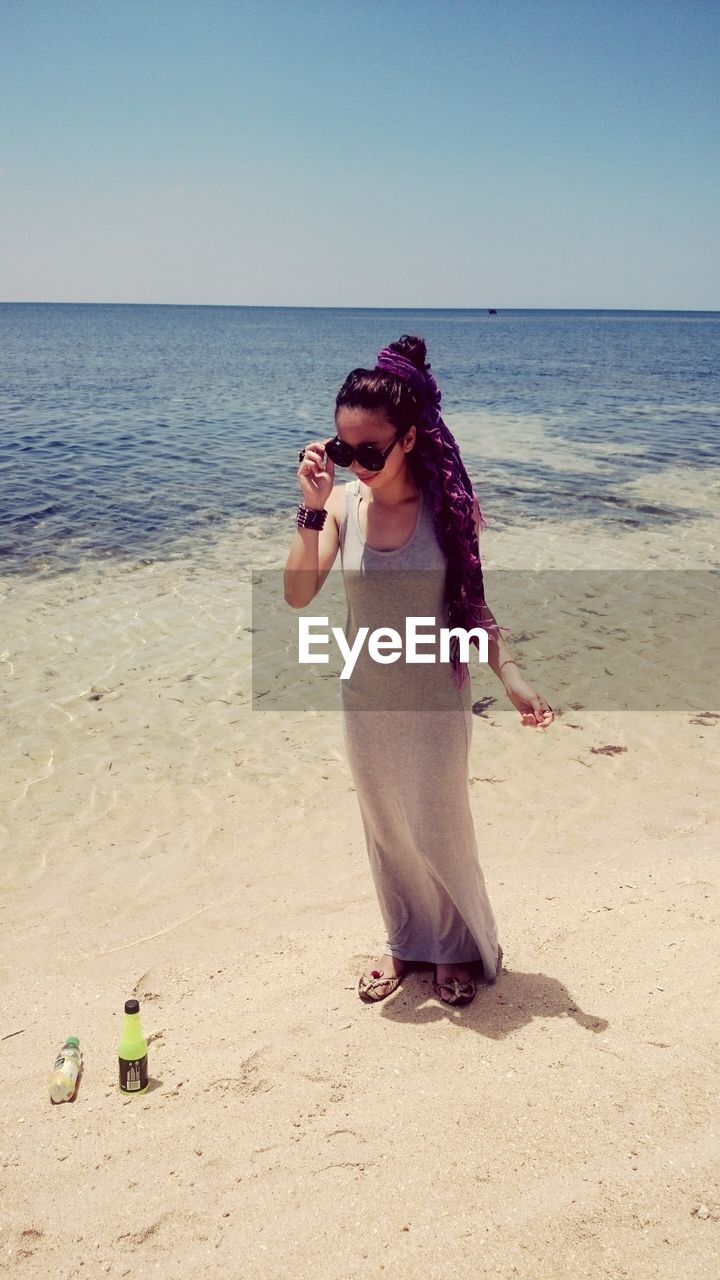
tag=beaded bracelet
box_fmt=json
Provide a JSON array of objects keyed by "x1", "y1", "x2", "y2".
[{"x1": 296, "y1": 504, "x2": 327, "y2": 531}]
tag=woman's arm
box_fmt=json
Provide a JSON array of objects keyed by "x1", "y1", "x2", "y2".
[
  {"x1": 472, "y1": 495, "x2": 553, "y2": 728},
  {"x1": 284, "y1": 438, "x2": 339, "y2": 608},
  {"x1": 283, "y1": 492, "x2": 341, "y2": 608}
]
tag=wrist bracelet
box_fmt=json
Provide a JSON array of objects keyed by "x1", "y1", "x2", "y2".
[
  {"x1": 296, "y1": 504, "x2": 327, "y2": 531},
  {"x1": 499, "y1": 659, "x2": 518, "y2": 674}
]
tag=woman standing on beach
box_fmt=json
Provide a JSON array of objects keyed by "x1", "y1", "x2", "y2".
[{"x1": 284, "y1": 336, "x2": 553, "y2": 1006}]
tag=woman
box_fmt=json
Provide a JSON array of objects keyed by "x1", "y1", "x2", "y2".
[{"x1": 284, "y1": 335, "x2": 553, "y2": 1006}]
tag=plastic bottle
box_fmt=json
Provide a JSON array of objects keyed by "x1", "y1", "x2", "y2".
[
  {"x1": 117, "y1": 998, "x2": 149, "y2": 1094},
  {"x1": 49, "y1": 1036, "x2": 82, "y2": 1103}
]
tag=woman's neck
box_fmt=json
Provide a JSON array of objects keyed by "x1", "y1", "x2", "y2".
[{"x1": 360, "y1": 468, "x2": 421, "y2": 507}]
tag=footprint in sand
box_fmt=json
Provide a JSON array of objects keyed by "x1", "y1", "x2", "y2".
[{"x1": 13, "y1": 1227, "x2": 44, "y2": 1260}]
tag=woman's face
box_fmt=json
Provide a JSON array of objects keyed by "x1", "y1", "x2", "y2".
[{"x1": 334, "y1": 406, "x2": 416, "y2": 493}]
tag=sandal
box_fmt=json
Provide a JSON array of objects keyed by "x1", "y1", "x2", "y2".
[
  {"x1": 432, "y1": 973, "x2": 477, "y2": 1006},
  {"x1": 358, "y1": 963, "x2": 406, "y2": 1002},
  {"x1": 432, "y1": 942, "x2": 503, "y2": 1005}
]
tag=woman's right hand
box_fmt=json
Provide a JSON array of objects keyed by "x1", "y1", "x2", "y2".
[{"x1": 297, "y1": 438, "x2": 335, "y2": 510}]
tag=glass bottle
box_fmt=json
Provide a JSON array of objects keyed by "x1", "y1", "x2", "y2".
[{"x1": 117, "y1": 999, "x2": 149, "y2": 1094}]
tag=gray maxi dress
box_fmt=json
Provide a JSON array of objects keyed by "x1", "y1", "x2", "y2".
[{"x1": 338, "y1": 478, "x2": 502, "y2": 981}]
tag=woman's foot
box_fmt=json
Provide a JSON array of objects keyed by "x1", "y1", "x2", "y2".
[
  {"x1": 433, "y1": 962, "x2": 476, "y2": 1006},
  {"x1": 358, "y1": 954, "x2": 407, "y2": 1002}
]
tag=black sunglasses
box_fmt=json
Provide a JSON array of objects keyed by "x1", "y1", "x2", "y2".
[
  {"x1": 327, "y1": 433, "x2": 403, "y2": 472},
  {"x1": 299, "y1": 432, "x2": 402, "y2": 473}
]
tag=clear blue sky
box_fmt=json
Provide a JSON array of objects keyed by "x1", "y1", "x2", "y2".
[{"x1": 1, "y1": 0, "x2": 718, "y2": 308}]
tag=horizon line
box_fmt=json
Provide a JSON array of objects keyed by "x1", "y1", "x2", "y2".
[{"x1": 1, "y1": 301, "x2": 718, "y2": 314}]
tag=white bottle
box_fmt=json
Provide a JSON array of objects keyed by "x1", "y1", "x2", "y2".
[{"x1": 49, "y1": 1036, "x2": 81, "y2": 1103}]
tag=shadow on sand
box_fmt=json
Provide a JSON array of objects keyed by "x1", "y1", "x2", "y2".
[{"x1": 355, "y1": 960, "x2": 610, "y2": 1037}]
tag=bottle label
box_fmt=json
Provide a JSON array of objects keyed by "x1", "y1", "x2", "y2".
[{"x1": 119, "y1": 1054, "x2": 148, "y2": 1092}]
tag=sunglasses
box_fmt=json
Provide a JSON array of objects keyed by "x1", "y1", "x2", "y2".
[{"x1": 299, "y1": 432, "x2": 403, "y2": 473}]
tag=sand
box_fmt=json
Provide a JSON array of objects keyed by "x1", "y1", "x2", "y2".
[{"x1": 1, "y1": 494, "x2": 719, "y2": 1279}]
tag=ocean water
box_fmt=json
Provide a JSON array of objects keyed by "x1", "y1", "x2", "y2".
[{"x1": 1, "y1": 303, "x2": 719, "y2": 576}]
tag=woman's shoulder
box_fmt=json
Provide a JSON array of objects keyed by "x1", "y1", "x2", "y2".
[
  {"x1": 326, "y1": 479, "x2": 357, "y2": 525},
  {"x1": 328, "y1": 478, "x2": 359, "y2": 509}
]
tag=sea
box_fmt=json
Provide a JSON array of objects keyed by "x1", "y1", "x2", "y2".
[{"x1": 1, "y1": 304, "x2": 719, "y2": 577}]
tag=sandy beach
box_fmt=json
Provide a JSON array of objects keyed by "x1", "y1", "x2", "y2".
[{"x1": 2, "y1": 485, "x2": 719, "y2": 1279}]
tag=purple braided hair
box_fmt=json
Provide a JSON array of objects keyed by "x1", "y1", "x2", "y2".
[{"x1": 336, "y1": 335, "x2": 505, "y2": 689}]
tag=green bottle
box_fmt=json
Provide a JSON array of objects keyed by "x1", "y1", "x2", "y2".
[{"x1": 117, "y1": 998, "x2": 149, "y2": 1094}]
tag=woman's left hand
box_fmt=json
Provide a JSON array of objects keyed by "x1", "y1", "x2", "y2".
[{"x1": 501, "y1": 665, "x2": 554, "y2": 729}]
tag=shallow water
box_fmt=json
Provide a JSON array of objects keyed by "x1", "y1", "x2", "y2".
[{"x1": 2, "y1": 304, "x2": 718, "y2": 576}]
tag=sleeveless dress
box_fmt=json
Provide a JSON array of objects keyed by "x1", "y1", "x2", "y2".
[{"x1": 338, "y1": 478, "x2": 501, "y2": 980}]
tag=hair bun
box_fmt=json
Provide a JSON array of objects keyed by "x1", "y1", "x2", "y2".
[{"x1": 388, "y1": 334, "x2": 429, "y2": 374}]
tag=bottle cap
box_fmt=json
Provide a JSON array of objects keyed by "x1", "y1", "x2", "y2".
[
  {"x1": 66, "y1": 1036, "x2": 80, "y2": 1048},
  {"x1": 124, "y1": 999, "x2": 140, "y2": 1015}
]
